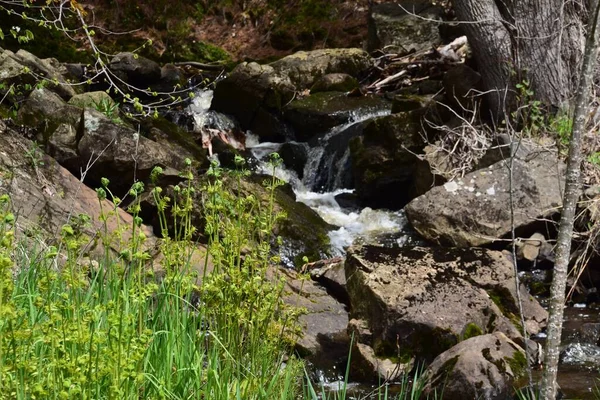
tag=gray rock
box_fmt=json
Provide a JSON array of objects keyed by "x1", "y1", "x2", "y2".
[
  {"x1": 367, "y1": 1, "x2": 443, "y2": 54},
  {"x1": 424, "y1": 332, "x2": 527, "y2": 400},
  {"x1": 278, "y1": 268, "x2": 349, "y2": 364},
  {"x1": 270, "y1": 48, "x2": 372, "y2": 89},
  {"x1": 310, "y1": 73, "x2": 359, "y2": 93},
  {"x1": 345, "y1": 245, "x2": 547, "y2": 362},
  {"x1": 405, "y1": 148, "x2": 565, "y2": 247},
  {"x1": 212, "y1": 49, "x2": 372, "y2": 141},
  {"x1": 79, "y1": 109, "x2": 185, "y2": 190},
  {"x1": 309, "y1": 258, "x2": 348, "y2": 305},
  {"x1": 12, "y1": 49, "x2": 77, "y2": 98},
  {"x1": 0, "y1": 121, "x2": 155, "y2": 256},
  {"x1": 283, "y1": 92, "x2": 390, "y2": 141},
  {"x1": 68, "y1": 91, "x2": 117, "y2": 110},
  {"x1": 109, "y1": 52, "x2": 161, "y2": 86},
  {"x1": 17, "y1": 88, "x2": 82, "y2": 143}
]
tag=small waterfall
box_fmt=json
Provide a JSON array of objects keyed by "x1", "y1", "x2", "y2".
[
  {"x1": 179, "y1": 89, "x2": 413, "y2": 255},
  {"x1": 303, "y1": 108, "x2": 391, "y2": 192},
  {"x1": 246, "y1": 107, "x2": 415, "y2": 255}
]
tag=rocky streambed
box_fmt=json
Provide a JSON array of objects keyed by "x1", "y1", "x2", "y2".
[{"x1": 1, "y1": 6, "x2": 600, "y2": 398}]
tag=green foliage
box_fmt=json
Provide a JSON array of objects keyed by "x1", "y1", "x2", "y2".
[
  {"x1": 0, "y1": 158, "x2": 302, "y2": 399},
  {"x1": 514, "y1": 79, "x2": 544, "y2": 136},
  {"x1": 588, "y1": 151, "x2": 600, "y2": 166},
  {"x1": 91, "y1": 97, "x2": 122, "y2": 124}
]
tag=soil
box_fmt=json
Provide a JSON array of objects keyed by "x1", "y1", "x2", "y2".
[{"x1": 81, "y1": 0, "x2": 382, "y2": 62}]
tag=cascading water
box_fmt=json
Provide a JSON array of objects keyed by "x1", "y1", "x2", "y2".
[
  {"x1": 245, "y1": 108, "x2": 419, "y2": 256},
  {"x1": 180, "y1": 89, "x2": 419, "y2": 257}
]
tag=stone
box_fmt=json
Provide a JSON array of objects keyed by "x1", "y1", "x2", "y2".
[
  {"x1": 78, "y1": 109, "x2": 187, "y2": 192},
  {"x1": 345, "y1": 245, "x2": 547, "y2": 362},
  {"x1": 68, "y1": 91, "x2": 117, "y2": 109},
  {"x1": 310, "y1": 73, "x2": 359, "y2": 93},
  {"x1": 277, "y1": 268, "x2": 349, "y2": 366},
  {"x1": 283, "y1": 92, "x2": 390, "y2": 141},
  {"x1": 405, "y1": 148, "x2": 565, "y2": 247},
  {"x1": 17, "y1": 88, "x2": 82, "y2": 140},
  {"x1": 109, "y1": 52, "x2": 161, "y2": 86},
  {"x1": 0, "y1": 121, "x2": 155, "y2": 256},
  {"x1": 349, "y1": 110, "x2": 428, "y2": 209},
  {"x1": 212, "y1": 48, "x2": 372, "y2": 141},
  {"x1": 443, "y1": 64, "x2": 481, "y2": 111},
  {"x1": 350, "y1": 342, "x2": 409, "y2": 382},
  {"x1": 270, "y1": 48, "x2": 372, "y2": 89},
  {"x1": 12, "y1": 49, "x2": 77, "y2": 98},
  {"x1": 309, "y1": 258, "x2": 348, "y2": 305},
  {"x1": 424, "y1": 332, "x2": 527, "y2": 400},
  {"x1": 516, "y1": 232, "x2": 546, "y2": 262},
  {"x1": 367, "y1": 1, "x2": 443, "y2": 55}
]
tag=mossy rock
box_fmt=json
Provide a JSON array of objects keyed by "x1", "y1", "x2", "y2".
[
  {"x1": 68, "y1": 91, "x2": 117, "y2": 109},
  {"x1": 283, "y1": 91, "x2": 390, "y2": 141},
  {"x1": 310, "y1": 73, "x2": 359, "y2": 94},
  {"x1": 141, "y1": 117, "x2": 206, "y2": 161}
]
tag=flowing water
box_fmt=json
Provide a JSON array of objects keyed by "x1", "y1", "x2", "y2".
[{"x1": 182, "y1": 90, "x2": 600, "y2": 398}]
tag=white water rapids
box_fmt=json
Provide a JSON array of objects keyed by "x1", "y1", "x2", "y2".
[{"x1": 187, "y1": 90, "x2": 411, "y2": 256}]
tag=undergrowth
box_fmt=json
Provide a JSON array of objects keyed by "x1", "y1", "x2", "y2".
[{"x1": 0, "y1": 156, "x2": 302, "y2": 399}]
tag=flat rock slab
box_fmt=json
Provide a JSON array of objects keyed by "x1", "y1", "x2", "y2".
[
  {"x1": 276, "y1": 268, "x2": 349, "y2": 363},
  {"x1": 345, "y1": 245, "x2": 547, "y2": 361},
  {"x1": 405, "y1": 150, "x2": 565, "y2": 247}
]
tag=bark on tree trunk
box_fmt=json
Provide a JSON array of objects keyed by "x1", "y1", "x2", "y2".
[
  {"x1": 540, "y1": 1, "x2": 600, "y2": 398},
  {"x1": 453, "y1": 0, "x2": 513, "y2": 118},
  {"x1": 453, "y1": 0, "x2": 584, "y2": 115}
]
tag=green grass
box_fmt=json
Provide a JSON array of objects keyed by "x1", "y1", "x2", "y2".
[
  {"x1": 0, "y1": 157, "x2": 302, "y2": 399},
  {"x1": 0, "y1": 153, "x2": 451, "y2": 399}
]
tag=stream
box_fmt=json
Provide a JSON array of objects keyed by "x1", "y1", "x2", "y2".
[{"x1": 183, "y1": 90, "x2": 600, "y2": 399}]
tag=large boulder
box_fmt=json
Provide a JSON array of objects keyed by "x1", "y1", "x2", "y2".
[
  {"x1": 269, "y1": 48, "x2": 372, "y2": 89},
  {"x1": 367, "y1": 1, "x2": 443, "y2": 54},
  {"x1": 405, "y1": 148, "x2": 565, "y2": 247},
  {"x1": 345, "y1": 245, "x2": 547, "y2": 362},
  {"x1": 349, "y1": 109, "x2": 428, "y2": 209},
  {"x1": 5, "y1": 49, "x2": 77, "y2": 99},
  {"x1": 109, "y1": 52, "x2": 161, "y2": 86},
  {"x1": 78, "y1": 109, "x2": 188, "y2": 191},
  {"x1": 277, "y1": 268, "x2": 349, "y2": 367},
  {"x1": 0, "y1": 121, "x2": 154, "y2": 255},
  {"x1": 424, "y1": 332, "x2": 527, "y2": 400},
  {"x1": 212, "y1": 48, "x2": 372, "y2": 141},
  {"x1": 283, "y1": 92, "x2": 390, "y2": 141}
]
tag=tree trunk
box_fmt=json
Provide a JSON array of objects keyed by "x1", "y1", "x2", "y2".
[
  {"x1": 453, "y1": 0, "x2": 513, "y2": 118},
  {"x1": 454, "y1": 0, "x2": 585, "y2": 115},
  {"x1": 540, "y1": 1, "x2": 600, "y2": 398}
]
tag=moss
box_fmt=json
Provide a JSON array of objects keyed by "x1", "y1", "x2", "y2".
[
  {"x1": 0, "y1": 12, "x2": 93, "y2": 63},
  {"x1": 487, "y1": 287, "x2": 522, "y2": 328},
  {"x1": 505, "y1": 350, "x2": 527, "y2": 378},
  {"x1": 462, "y1": 322, "x2": 483, "y2": 341},
  {"x1": 140, "y1": 117, "x2": 207, "y2": 165}
]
